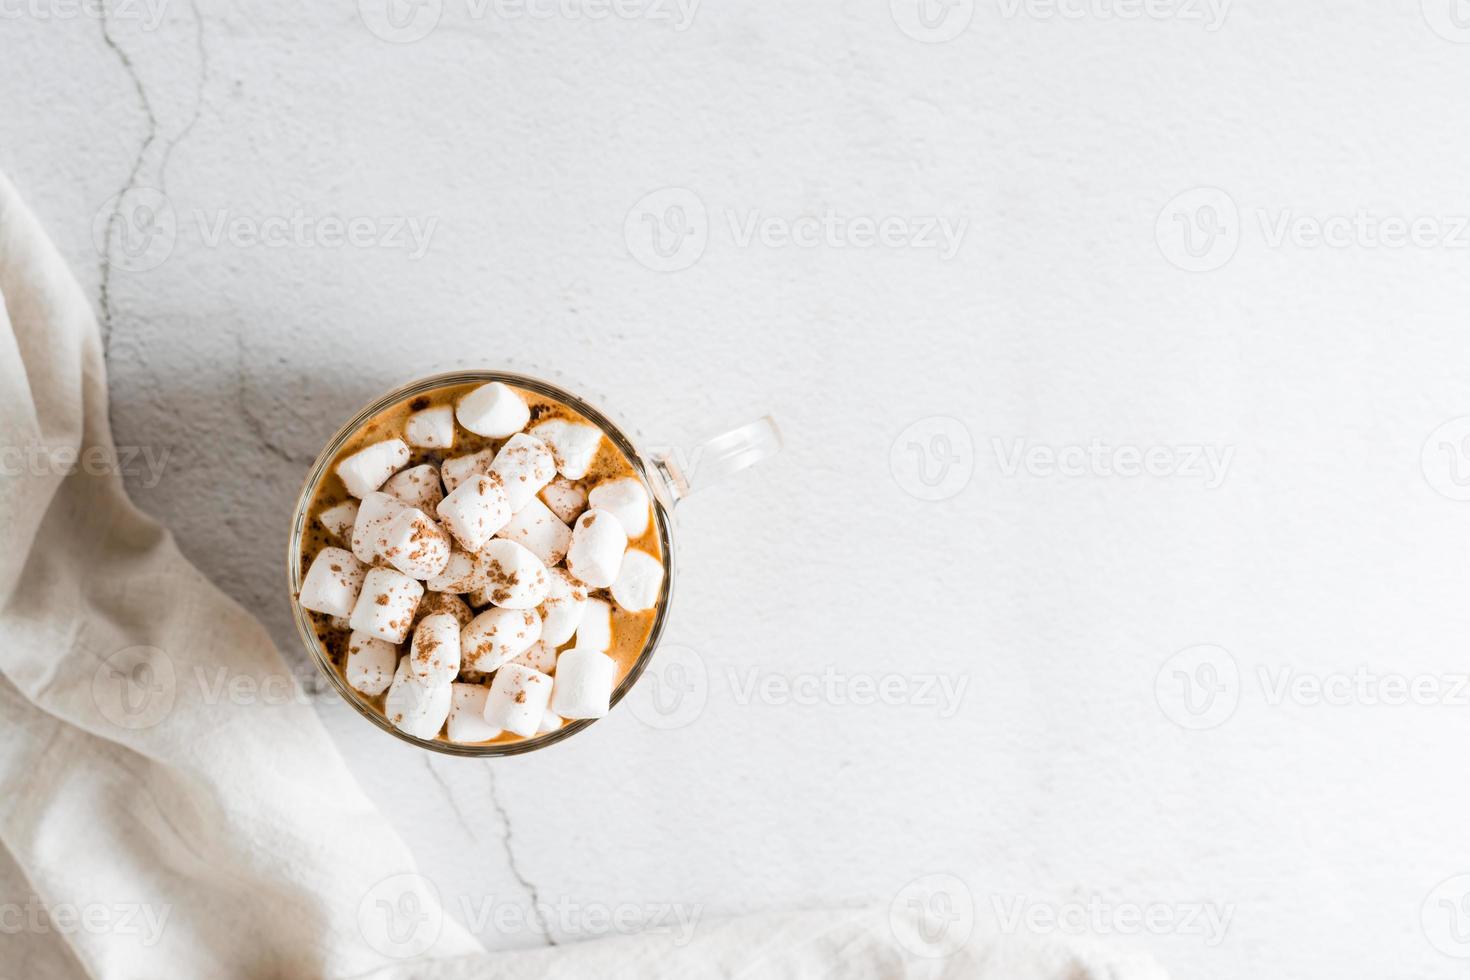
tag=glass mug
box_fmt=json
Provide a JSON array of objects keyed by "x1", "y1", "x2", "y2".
[{"x1": 287, "y1": 370, "x2": 781, "y2": 756}]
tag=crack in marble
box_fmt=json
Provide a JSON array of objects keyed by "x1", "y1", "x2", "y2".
[
  {"x1": 422, "y1": 755, "x2": 476, "y2": 841},
  {"x1": 159, "y1": 0, "x2": 209, "y2": 194},
  {"x1": 485, "y1": 764, "x2": 558, "y2": 946},
  {"x1": 97, "y1": 0, "x2": 210, "y2": 404},
  {"x1": 97, "y1": 2, "x2": 160, "y2": 358}
]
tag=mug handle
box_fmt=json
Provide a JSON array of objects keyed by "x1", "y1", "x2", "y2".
[{"x1": 649, "y1": 416, "x2": 783, "y2": 505}]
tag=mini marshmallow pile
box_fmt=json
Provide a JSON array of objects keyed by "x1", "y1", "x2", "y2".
[{"x1": 298, "y1": 382, "x2": 664, "y2": 742}]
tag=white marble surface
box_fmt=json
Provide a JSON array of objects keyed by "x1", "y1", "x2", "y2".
[{"x1": 7, "y1": 2, "x2": 1470, "y2": 976}]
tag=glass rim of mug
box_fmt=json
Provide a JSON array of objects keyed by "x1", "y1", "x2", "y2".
[{"x1": 286, "y1": 369, "x2": 677, "y2": 757}]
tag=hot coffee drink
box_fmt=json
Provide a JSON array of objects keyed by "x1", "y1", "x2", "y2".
[{"x1": 294, "y1": 379, "x2": 665, "y2": 745}]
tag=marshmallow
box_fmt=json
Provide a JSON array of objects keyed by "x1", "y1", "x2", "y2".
[
  {"x1": 384, "y1": 658, "x2": 452, "y2": 741},
  {"x1": 416, "y1": 591, "x2": 473, "y2": 628},
  {"x1": 538, "y1": 567, "x2": 588, "y2": 647},
  {"x1": 530, "y1": 419, "x2": 604, "y2": 480},
  {"x1": 461, "y1": 607, "x2": 542, "y2": 671},
  {"x1": 299, "y1": 547, "x2": 367, "y2": 618},
  {"x1": 447, "y1": 683, "x2": 502, "y2": 743},
  {"x1": 318, "y1": 500, "x2": 360, "y2": 540},
  {"x1": 345, "y1": 631, "x2": 398, "y2": 696},
  {"x1": 441, "y1": 449, "x2": 495, "y2": 492},
  {"x1": 476, "y1": 539, "x2": 550, "y2": 609},
  {"x1": 409, "y1": 613, "x2": 462, "y2": 687},
  {"x1": 575, "y1": 597, "x2": 613, "y2": 652},
  {"x1": 426, "y1": 550, "x2": 481, "y2": 594},
  {"x1": 337, "y1": 438, "x2": 410, "y2": 499},
  {"x1": 405, "y1": 405, "x2": 456, "y2": 449},
  {"x1": 349, "y1": 567, "x2": 425, "y2": 643},
  {"x1": 436, "y1": 474, "x2": 512, "y2": 552},
  {"x1": 457, "y1": 382, "x2": 530, "y2": 438},
  {"x1": 483, "y1": 662, "x2": 553, "y2": 737},
  {"x1": 566, "y1": 510, "x2": 626, "y2": 588},
  {"x1": 587, "y1": 477, "x2": 650, "y2": 538},
  {"x1": 382, "y1": 464, "x2": 444, "y2": 512},
  {"x1": 496, "y1": 496, "x2": 572, "y2": 566},
  {"x1": 488, "y1": 434, "x2": 557, "y2": 512},
  {"x1": 512, "y1": 640, "x2": 556, "y2": 674},
  {"x1": 329, "y1": 616, "x2": 352, "y2": 632},
  {"x1": 611, "y1": 548, "x2": 664, "y2": 613},
  {"x1": 539, "y1": 478, "x2": 587, "y2": 524},
  {"x1": 537, "y1": 711, "x2": 564, "y2": 734},
  {"x1": 551, "y1": 648, "x2": 617, "y2": 720},
  {"x1": 380, "y1": 508, "x2": 453, "y2": 581},
  {"x1": 351, "y1": 491, "x2": 410, "y2": 563}
]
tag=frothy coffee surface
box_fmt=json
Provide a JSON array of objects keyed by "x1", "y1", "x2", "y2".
[{"x1": 297, "y1": 380, "x2": 663, "y2": 745}]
